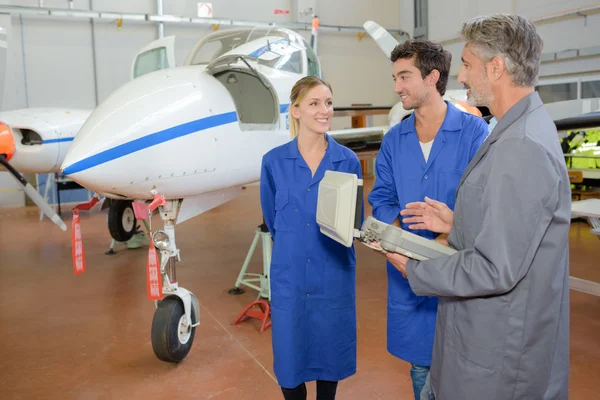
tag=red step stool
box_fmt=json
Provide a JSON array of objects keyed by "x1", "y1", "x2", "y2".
[{"x1": 232, "y1": 300, "x2": 272, "y2": 333}]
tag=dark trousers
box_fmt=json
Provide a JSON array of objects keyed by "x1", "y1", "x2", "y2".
[{"x1": 281, "y1": 380, "x2": 338, "y2": 400}]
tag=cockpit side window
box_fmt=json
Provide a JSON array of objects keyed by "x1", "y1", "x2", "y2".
[
  {"x1": 133, "y1": 47, "x2": 169, "y2": 79},
  {"x1": 187, "y1": 27, "x2": 307, "y2": 74}
]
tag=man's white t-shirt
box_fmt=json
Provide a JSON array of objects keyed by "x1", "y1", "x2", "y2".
[{"x1": 420, "y1": 139, "x2": 434, "y2": 162}]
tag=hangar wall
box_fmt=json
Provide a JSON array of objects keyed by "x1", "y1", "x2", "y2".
[
  {"x1": 434, "y1": 0, "x2": 600, "y2": 93},
  {"x1": 0, "y1": 0, "x2": 410, "y2": 125},
  {"x1": 2, "y1": 0, "x2": 599, "y2": 114}
]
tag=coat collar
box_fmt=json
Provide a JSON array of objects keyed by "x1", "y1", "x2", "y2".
[
  {"x1": 285, "y1": 134, "x2": 347, "y2": 163},
  {"x1": 398, "y1": 100, "x2": 464, "y2": 135},
  {"x1": 456, "y1": 91, "x2": 544, "y2": 190}
]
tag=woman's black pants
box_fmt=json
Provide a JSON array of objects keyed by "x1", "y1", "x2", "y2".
[{"x1": 281, "y1": 380, "x2": 338, "y2": 400}]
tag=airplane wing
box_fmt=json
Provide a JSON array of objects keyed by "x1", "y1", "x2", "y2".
[
  {"x1": 333, "y1": 105, "x2": 392, "y2": 117},
  {"x1": 554, "y1": 111, "x2": 600, "y2": 131},
  {"x1": 330, "y1": 110, "x2": 600, "y2": 164},
  {"x1": 328, "y1": 126, "x2": 387, "y2": 159}
]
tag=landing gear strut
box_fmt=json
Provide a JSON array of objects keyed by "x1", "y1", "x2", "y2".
[{"x1": 149, "y1": 197, "x2": 200, "y2": 363}]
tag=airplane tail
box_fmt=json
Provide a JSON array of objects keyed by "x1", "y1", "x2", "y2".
[{"x1": 363, "y1": 20, "x2": 400, "y2": 58}]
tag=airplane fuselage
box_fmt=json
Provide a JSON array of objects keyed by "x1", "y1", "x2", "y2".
[{"x1": 61, "y1": 64, "x2": 297, "y2": 200}]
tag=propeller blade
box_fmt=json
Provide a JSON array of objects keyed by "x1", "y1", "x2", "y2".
[
  {"x1": 0, "y1": 123, "x2": 68, "y2": 232},
  {"x1": 310, "y1": 16, "x2": 319, "y2": 55},
  {"x1": 363, "y1": 20, "x2": 400, "y2": 58}
]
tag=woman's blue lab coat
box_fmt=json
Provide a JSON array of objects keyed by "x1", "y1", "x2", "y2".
[
  {"x1": 368, "y1": 102, "x2": 488, "y2": 367},
  {"x1": 260, "y1": 135, "x2": 363, "y2": 389}
]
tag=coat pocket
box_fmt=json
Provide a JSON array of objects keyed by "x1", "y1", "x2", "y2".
[
  {"x1": 269, "y1": 263, "x2": 292, "y2": 311},
  {"x1": 452, "y1": 296, "x2": 508, "y2": 369},
  {"x1": 325, "y1": 263, "x2": 356, "y2": 309},
  {"x1": 456, "y1": 181, "x2": 484, "y2": 248},
  {"x1": 443, "y1": 344, "x2": 502, "y2": 398},
  {"x1": 439, "y1": 169, "x2": 464, "y2": 210},
  {"x1": 274, "y1": 189, "x2": 293, "y2": 232}
]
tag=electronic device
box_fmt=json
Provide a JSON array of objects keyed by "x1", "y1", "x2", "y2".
[{"x1": 316, "y1": 171, "x2": 457, "y2": 260}]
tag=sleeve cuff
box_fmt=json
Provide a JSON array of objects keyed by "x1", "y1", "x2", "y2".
[{"x1": 406, "y1": 258, "x2": 426, "y2": 296}]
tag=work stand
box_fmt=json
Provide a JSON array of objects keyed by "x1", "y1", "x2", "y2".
[
  {"x1": 229, "y1": 222, "x2": 272, "y2": 299},
  {"x1": 230, "y1": 222, "x2": 273, "y2": 332}
]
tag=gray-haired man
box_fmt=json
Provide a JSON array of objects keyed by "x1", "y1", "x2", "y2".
[{"x1": 385, "y1": 14, "x2": 571, "y2": 400}]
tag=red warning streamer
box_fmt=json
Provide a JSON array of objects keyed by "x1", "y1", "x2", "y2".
[
  {"x1": 72, "y1": 209, "x2": 86, "y2": 275},
  {"x1": 70, "y1": 196, "x2": 100, "y2": 275},
  {"x1": 147, "y1": 244, "x2": 163, "y2": 300}
]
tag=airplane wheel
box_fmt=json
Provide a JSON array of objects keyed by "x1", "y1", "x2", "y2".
[
  {"x1": 108, "y1": 200, "x2": 137, "y2": 242},
  {"x1": 151, "y1": 296, "x2": 196, "y2": 363}
]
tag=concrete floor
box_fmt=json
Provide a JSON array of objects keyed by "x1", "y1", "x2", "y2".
[{"x1": 0, "y1": 179, "x2": 598, "y2": 399}]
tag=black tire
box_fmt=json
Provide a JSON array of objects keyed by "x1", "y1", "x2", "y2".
[
  {"x1": 151, "y1": 296, "x2": 196, "y2": 363},
  {"x1": 107, "y1": 200, "x2": 137, "y2": 242}
]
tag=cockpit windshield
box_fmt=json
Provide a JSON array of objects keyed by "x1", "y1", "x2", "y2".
[{"x1": 187, "y1": 27, "x2": 307, "y2": 75}]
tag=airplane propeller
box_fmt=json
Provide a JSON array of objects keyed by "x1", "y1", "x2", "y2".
[
  {"x1": 0, "y1": 121, "x2": 67, "y2": 231},
  {"x1": 363, "y1": 20, "x2": 403, "y2": 58}
]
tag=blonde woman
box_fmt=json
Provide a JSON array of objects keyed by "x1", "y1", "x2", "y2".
[{"x1": 260, "y1": 76, "x2": 363, "y2": 400}]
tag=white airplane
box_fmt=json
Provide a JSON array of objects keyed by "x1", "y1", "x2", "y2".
[{"x1": 60, "y1": 25, "x2": 384, "y2": 363}]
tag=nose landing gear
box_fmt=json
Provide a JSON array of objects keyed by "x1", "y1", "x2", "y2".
[{"x1": 148, "y1": 196, "x2": 200, "y2": 363}]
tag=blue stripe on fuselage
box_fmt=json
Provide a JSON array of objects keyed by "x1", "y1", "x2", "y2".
[
  {"x1": 62, "y1": 104, "x2": 290, "y2": 176},
  {"x1": 43, "y1": 138, "x2": 74, "y2": 144},
  {"x1": 62, "y1": 111, "x2": 237, "y2": 175}
]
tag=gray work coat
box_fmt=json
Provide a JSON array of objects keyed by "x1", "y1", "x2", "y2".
[{"x1": 406, "y1": 92, "x2": 571, "y2": 399}]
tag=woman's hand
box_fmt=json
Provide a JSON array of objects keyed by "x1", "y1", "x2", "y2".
[{"x1": 400, "y1": 196, "x2": 453, "y2": 234}]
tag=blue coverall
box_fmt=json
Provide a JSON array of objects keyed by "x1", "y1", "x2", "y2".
[
  {"x1": 368, "y1": 101, "x2": 488, "y2": 397},
  {"x1": 260, "y1": 134, "x2": 363, "y2": 389}
]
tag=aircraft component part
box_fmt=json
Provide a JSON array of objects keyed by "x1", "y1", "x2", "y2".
[
  {"x1": 20, "y1": 128, "x2": 43, "y2": 145},
  {"x1": 176, "y1": 185, "x2": 242, "y2": 224},
  {"x1": 151, "y1": 295, "x2": 196, "y2": 362},
  {"x1": 0, "y1": 122, "x2": 15, "y2": 160},
  {"x1": 363, "y1": 20, "x2": 401, "y2": 57},
  {"x1": 0, "y1": 108, "x2": 91, "y2": 173},
  {"x1": 1, "y1": 122, "x2": 67, "y2": 231},
  {"x1": 213, "y1": 69, "x2": 278, "y2": 126},
  {"x1": 0, "y1": 154, "x2": 67, "y2": 231},
  {"x1": 149, "y1": 199, "x2": 198, "y2": 362},
  {"x1": 166, "y1": 256, "x2": 176, "y2": 284},
  {"x1": 152, "y1": 230, "x2": 170, "y2": 250},
  {"x1": 555, "y1": 111, "x2": 600, "y2": 131},
  {"x1": 108, "y1": 200, "x2": 137, "y2": 242},
  {"x1": 328, "y1": 127, "x2": 386, "y2": 152}
]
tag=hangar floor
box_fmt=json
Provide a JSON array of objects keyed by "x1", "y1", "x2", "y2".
[{"x1": 0, "y1": 178, "x2": 598, "y2": 400}]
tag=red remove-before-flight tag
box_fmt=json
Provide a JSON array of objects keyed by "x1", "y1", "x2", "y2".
[
  {"x1": 72, "y1": 209, "x2": 86, "y2": 275},
  {"x1": 146, "y1": 245, "x2": 162, "y2": 300}
]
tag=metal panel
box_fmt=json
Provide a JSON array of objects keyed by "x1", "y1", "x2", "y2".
[{"x1": 413, "y1": 0, "x2": 428, "y2": 40}]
